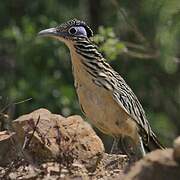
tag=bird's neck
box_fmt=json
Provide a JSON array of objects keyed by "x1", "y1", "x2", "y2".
[
  {"x1": 69, "y1": 46, "x2": 90, "y2": 83},
  {"x1": 69, "y1": 39, "x2": 112, "y2": 78}
]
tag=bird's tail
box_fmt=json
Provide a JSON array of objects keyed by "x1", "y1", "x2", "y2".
[{"x1": 146, "y1": 131, "x2": 165, "y2": 152}]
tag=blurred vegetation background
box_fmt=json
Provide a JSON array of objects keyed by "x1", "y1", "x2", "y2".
[{"x1": 0, "y1": 0, "x2": 179, "y2": 148}]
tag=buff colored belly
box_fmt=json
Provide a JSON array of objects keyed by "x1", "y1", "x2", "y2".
[{"x1": 75, "y1": 77, "x2": 139, "y2": 143}]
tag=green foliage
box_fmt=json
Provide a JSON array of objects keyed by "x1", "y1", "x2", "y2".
[{"x1": 93, "y1": 27, "x2": 126, "y2": 60}]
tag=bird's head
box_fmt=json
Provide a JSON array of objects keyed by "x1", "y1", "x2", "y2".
[{"x1": 38, "y1": 19, "x2": 93, "y2": 46}]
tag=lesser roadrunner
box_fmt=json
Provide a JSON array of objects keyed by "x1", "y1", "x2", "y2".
[{"x1": 38, "y1": 19, "x2": 164, "y2": 158}]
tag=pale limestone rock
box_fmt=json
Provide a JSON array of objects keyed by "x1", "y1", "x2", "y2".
[
  {"x1": 12, "y1": 108, "x2": 104, "y2": 167},
  {"x1": 124, "y1": 149, "x2": 180, "y2": 180}
]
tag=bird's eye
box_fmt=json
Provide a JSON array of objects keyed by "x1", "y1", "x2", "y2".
[
  {"x1": 68, "y1": 26, "x2": 87, "y2": 37},
  {"x1": 69, "y1": 27, "x2": 77, "y2": 35}
]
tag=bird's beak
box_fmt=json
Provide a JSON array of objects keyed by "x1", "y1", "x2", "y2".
[{"x1": 38, "y1": 28, "x2": 58, "y2": 37}]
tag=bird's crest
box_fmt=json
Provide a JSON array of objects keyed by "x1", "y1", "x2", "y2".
[{"x1": 56, "y1": 19, "x2": 93, "y2": 38}]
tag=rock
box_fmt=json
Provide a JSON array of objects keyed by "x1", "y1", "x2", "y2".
[
  {"x1": 0, "y1": 131, "x2": 16, "y2": 166},
  {"x1": 0, "y1": 109, "x2": 130, "y2": 179},
  {"x1": 173, "y1": 136, "x2": 180, "y2": 163},
  {"x1": 12, "y1": 108, "x2": 104, "y2": 168},
  {"x1": 124, "y1": 149, "x2": 180, "y2": 180}
]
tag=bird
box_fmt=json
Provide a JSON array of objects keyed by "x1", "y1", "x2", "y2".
[{"x1": 38, "y1": 19, "x2": 164, "y2": 158}]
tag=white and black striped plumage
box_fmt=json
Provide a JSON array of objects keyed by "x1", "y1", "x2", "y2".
[{"x1": 39, "y1": 19, "x2": 164, "y2": 156}]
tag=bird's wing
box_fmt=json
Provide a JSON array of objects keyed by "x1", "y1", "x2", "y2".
[
  {"x1": 95, "y1": 68, "x2": 151, "y2": 143},
  {"x1": 111, "y1": 73, "x2": 151, "y2": 142},
  {"x1": 110, "y1": 73, "x2": 163, "y2": 148}
]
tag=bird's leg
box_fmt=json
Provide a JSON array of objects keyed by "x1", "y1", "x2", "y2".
[
  {"x1": 138, "y1": 136, "x2": 146, "y2": 157},
  {"x1": 127, "y1": 136, "x2": 146, "y2": 160},
  {"x1": 120, "y1": 136, "x2": 137, "y2": 157},
  {"x1": 110, "y1": 137, "x2": 120, "y2": 154},
  {"x1": 119, "y1": 136, "x2": 145, "y2": 160},
  {"x1": 120, "y1": 137, "x2": 132, "y2": 155}
]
